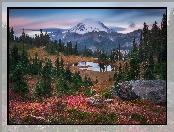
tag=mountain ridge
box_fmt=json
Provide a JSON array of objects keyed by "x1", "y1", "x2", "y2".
[{"x1": 48, "y1": 19, "x2": 142, "y2": 52}]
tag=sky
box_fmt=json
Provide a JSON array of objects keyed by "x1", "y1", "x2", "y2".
[{"x1": 6, "y1": 6, "x2": 167, "y2": 37}]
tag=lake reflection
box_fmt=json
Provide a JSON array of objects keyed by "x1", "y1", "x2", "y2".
[{"x1": 72, "y1": 62, "x2": 115, "y2": 72}]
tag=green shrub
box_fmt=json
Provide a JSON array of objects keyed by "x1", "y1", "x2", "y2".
[{"x1": 102, "y1": 89, "x2": 113, "y2": 99}]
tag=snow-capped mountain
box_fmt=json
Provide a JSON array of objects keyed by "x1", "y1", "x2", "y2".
[
  {"x1": 48, "y1": 19, "x2": 142, "y2": 52},
  {"x1": 69, "y1": 18, "x2": 114, "y2": 34}
]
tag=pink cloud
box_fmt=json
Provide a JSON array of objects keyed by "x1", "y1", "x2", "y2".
[
  {"x1": 9, "y1": 17, "x2": 79, "y2": 29},
  {"x1": 9, "y1": 17, "x2": 39, "y2": 29},
  {"x1": 38, "y1": 19, "x2": 79, "y2": 29}
]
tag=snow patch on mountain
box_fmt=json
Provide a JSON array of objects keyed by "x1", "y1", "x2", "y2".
[
  {"x1": 69, "y1": 18, "x2": 113, "y2": 34},
  {"x1": 89, "y1": 45, "x2": 97, "y2": 52}
]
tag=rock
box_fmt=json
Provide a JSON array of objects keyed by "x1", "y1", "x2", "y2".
[
  {"x1": 104, "y1": 99, "x2": 113, "y2": 103},
  {"x1": 94, "y1": 93, "x2": 100, "y2": 97},
  {"x1": 148, "y1": 89, "x2": 166, "y2": 105},
  {"x1": 113, "y1": 79, "x2": 166, "y2": 104},
  {"x1": 117, "y1": 81, "x2": 139, "y2": 100},
  {"x1": 88, "y1": 97, "x2": 101, "y2": 105}
]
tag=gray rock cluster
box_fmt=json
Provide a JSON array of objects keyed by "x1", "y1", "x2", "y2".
[
  {"x1": 88, "y1": 97, "x2": 101, "y2": 105},
  {"x1": 111, "y1": 79, "x2": 166, "y2": 105}
]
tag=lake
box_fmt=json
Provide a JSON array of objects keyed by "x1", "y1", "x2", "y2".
[{"x1": 72, "y1": 62, "x2": 116, "y2": 72}]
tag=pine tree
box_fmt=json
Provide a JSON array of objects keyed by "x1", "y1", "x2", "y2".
[
  {"x1": 132, "y1": 37, "x2": 138, "y2": 53},
  {"x1": 129, "y1": 37, "x2": 140, "y2": 80},
  {"x1": 22, "y1": 28, "x2": 25, "y2": 43},
  {"x1": 74, "y1": 42, "x2": 78, "y2": 55},
  {"x1": 45, "y1": 31, "x2": 50, "y2": 45},
  {"x1": 156, "y1": 13, "x2": 167, "y2": 80},
  {"x1": 142, "y1": 22, "x2": 149, "y2": 61},
  {"x1": 83, "y1": 76, "x2": 93, "y2": 96},
  {"x1": 148, "y1": 46, "x2": 155, "y2": 80},
  {"x1": 142, "y1": 60, "x2": 149, "y2": 80},
  {"x1": 10, "y1": 45, "x2": 20, "y2": 71},
  {"x1": 64, "y1": 66, "x2": 72, "y2": 83},
  {"x1": 41, "y1": 59, "x2": 53, "y2": 97},
  {"x1": 72, "y1": 71, "x2": 83, "y2": 91},
  {"x1": 11, "y1": 62, "x2": 29, "y2": 94},
  {"x1": 30, "y1": 52, "x2": 41, "y2": 75},
  {"x1": 84, "y1": 45, "x2": 87, "y2": 56},
  {"x1": 40, "y1": 29, "x2": 43, "y2": 46},
  {"x1": 9, "y1": 27, "x2": 14, "y2": 42},
  {"x1": 60, "y1": 57, "x2": 64, "y2": 70},
  {"x1": 151, "y1": 21, "x2": 159, "y2": 54},
  {"x1": 55, "y1": 57, "x2": 60, "y2": 77}
]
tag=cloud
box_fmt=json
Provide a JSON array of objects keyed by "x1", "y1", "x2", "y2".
[
  {"x1": 109, "y1": 26, "x2": 127, "y2": 31},
  {"x1": 129, "y1": 22, "x2": 135, "y2": 28},
  {"x1": 9, "y1": 17, "x2": 41, "y2": 28},
  {"x1": 9, "y1": 17, "x2": 79, "y2": 30}
]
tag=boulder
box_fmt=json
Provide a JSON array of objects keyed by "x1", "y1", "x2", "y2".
[
  {"x1": 117, "y1": 81, "x2": 139, "y2": 100},
  {"x1": 112, "y1": 79, "x2": 166, "y2": 104}
]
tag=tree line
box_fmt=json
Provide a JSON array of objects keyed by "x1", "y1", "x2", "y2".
[{"x1": 113, "y1": 13, "x2": 166, "y2": 89}]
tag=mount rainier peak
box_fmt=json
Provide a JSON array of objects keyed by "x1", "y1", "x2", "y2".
[{"x1": 69, "y1": 18, "x2": 113, "y2": 34}]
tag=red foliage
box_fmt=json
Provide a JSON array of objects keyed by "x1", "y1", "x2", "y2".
[{"x1": 9, "y1": 86, "x2": 166, "y2": 124}]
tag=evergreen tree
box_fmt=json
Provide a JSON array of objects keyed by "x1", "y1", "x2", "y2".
[
  {"x1": 10, "y1": 45, "x2": 20, "y2": 71},
  {"x1": 30, "y1": 52, "x2": 41, "y2": 75},
  {"x1": 83, "y1": 76, "x2": 93, "y2": 96},
  {"x1": 45, "y1": 31, "x2": 50, "y2": 45},
  {"x1": 40, "y1": 29, "x2": 43, "y2": 46},
  {"x1": 35, "y1": 80, "x2": 44, "y2": 100},
  {"x1": 84, "y1": 45, "x2": 87, "y2": 56},
  {"x1": 55, "y1": 57, "x2": 60, "y2": 77},
  {"x1": 72, "y1": 71, "x2": 83, "y2": 90},
  {"x1": 138, "y1": 32, "x2": 144, "y2": 61},
  {"x1": 41, "y1": 59, "x2": 53, "y2": 97},
  {"x1": 156, "y1": 13, "x2": 167, "y2": 80},
  {"x1": 60, "y1": 57, "x2": 64, "y2": 70},
  {"x1": 142, "y1": 22, "x2": 149, "y2": 61},
  {"x1": 9, "y1": 27, "x2": 14, "y2": 42},
  {"x1": 148, "y1": 47, "x2": 155, "y2": 80},
  {"x1": 132, "y1": 37, "x2": 138, "y2": 53},
  {"x1": 129, "y1": 37, "x2": 140, "y2": 80},
  {"x1": 11, "y1": 62, "x2": 29, "y2": 94},
  {"x1": 151, "y1": 21, "x2": 159, "y2": 54},
  {"x1": 74, "y1": 42, "x2": 78, "y2": 55},
  {"x1": 22, "y1": 28, "x2": 25, "y2": 44},
  {"x1": 64, "y1": 66, "x2": 72, "y2": 83}
]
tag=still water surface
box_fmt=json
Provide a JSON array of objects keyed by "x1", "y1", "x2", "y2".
[{"x1": 72, "y1": 62, "x2": 115, "y2": 72}]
